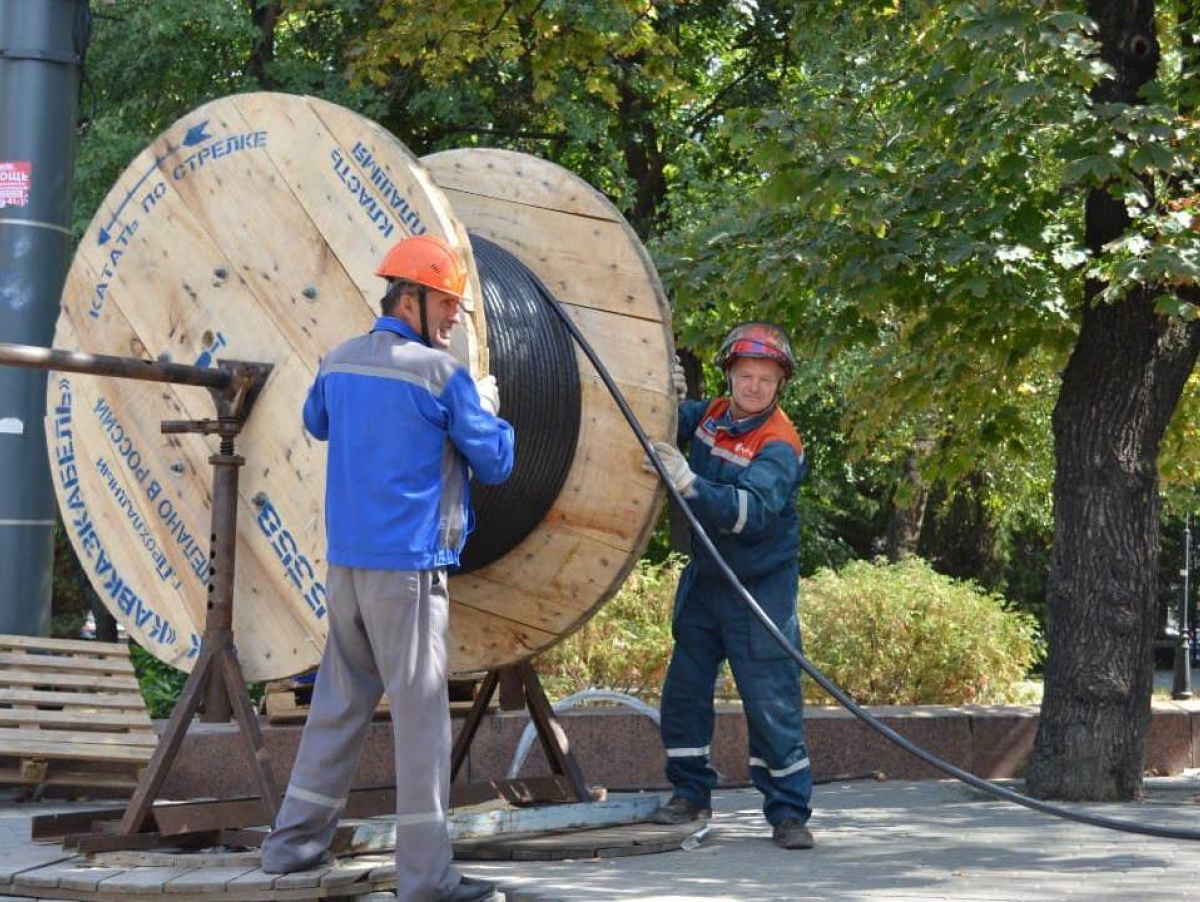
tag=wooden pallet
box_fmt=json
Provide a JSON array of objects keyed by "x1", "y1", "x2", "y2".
[
  {"x1": 262, "y1": 676, "x2": 489, "y2": 724},
  {"x1": 0, "y1": 635, "x2": 156, "y2": 794},
  {"x1": 0, "y1": 847, "x2": 411, "y2": 902}
]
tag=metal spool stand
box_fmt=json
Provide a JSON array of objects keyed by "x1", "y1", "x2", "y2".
[
  {"x1": 0, "y1": 342, "x2": 278, "y2": 853},
  {"x1": 449, "y1": 663, "x2": 595, "y2": 808}
]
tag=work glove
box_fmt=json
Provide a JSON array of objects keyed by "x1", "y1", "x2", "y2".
[
  {"x1": 671, "y1": 355, "x2": 688, "y2": 403},
  {"x1": 642, "y1": 440, "x2": 697, "y2": 497},
  {"x1": 475, "y1": 374, "x2": 500, "y2": 416}
]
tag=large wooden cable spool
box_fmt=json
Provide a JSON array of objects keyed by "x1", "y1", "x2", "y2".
[{"x1": 47, "y1": 93, "x2": 674, "y2": 681}]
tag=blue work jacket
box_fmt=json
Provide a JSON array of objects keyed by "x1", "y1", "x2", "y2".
[
  {"x1": 678, "y1": 398, "x2": 807, "y2": 581},
  {"x1": 303, "y1": 317, "x2": 515, "y2": 571}
]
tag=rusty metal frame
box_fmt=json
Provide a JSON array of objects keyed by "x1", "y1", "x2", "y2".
[
  {"x1": 451, "y1": 661, "x2": 593, "y2": 804},
  {"x1": 0, "y1": 341, "x2": 279, "y2": 848}
]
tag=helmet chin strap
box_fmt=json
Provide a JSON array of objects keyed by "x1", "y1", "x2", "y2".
[{"x1": 418, "y1": 284, "x2": 431, "y2": 346}]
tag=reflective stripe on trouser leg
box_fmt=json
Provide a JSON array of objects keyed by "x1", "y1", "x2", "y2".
[
  {"x1": 357, "y1": 568, "x2": 458, "y2": 902},
  {"x1": 729, "y1": 651, "x2": 813, "y2": 826},
  {"x1": 660, "y1": 584, "x2": 724, "y2": 808},
  {"x1": 262, "y1": 564, "x2": 384, "y2": 874}
]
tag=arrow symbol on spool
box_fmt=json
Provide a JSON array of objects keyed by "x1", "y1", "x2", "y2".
[
  {"x1": 182, "y1": 122, "x2": 211, "y2": 147},
  {"x1": 97, "y1": 119, "x2": 212, "y2": 245}
]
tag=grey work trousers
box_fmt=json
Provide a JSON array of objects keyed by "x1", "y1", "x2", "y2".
[{"x1": 261, "y1": 565, "x2": 458, "y2": 902}]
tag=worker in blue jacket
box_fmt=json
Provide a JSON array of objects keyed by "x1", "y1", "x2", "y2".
[
  {"x1": 646, "y1": 322, "x2": 814, "y2": 850},
  {"x1": 262, "y1": 235, "x2": 514, "y2": 902}
]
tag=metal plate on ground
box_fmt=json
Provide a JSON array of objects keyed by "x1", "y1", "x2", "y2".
[{"x1": 453, "y1": 820, "x2": 709, "y2": 861}]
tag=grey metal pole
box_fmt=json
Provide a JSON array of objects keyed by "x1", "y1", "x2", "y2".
[
  {"x1": 0, "y1": 0, "x2": 89, "y2": 634},
  {"x1": 1173, "y1": 513, "x2": 1193, "y2": 699}
]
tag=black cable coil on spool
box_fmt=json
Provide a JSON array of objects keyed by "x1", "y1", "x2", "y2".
[{"x1": 454, "y1": 233, "x2": 582, "y2": 574}]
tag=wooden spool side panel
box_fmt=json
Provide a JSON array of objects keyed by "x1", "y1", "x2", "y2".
[
  {"x1": 422, "y1": 148, "x2": 618, "y2": 221},
  {"x1": 47, "y1": 297, "x2": 211, "y2": 670},
  {"x1": 52, "y1": 93, "x2": 484, "y2": 679},
  {"x1": 438, "y1": 187, "x2": 663, "y2": 324},
  {"x1": 232, "y1": 94, "x2": 487, "y2": 374},
  {"x1": 62, "y1": 183, "x2": 330, "y2": 676},
  {"x1": 447, "y1": 602, "x2": 558, "y2": 671},
  {"x1": 425, "y1": 150, "x2": 676, "y2": 672}
]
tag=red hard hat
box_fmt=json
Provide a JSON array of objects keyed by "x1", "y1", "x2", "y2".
[
  {"x1": 716, "y1": 322, "x2": 796, "y2": 380},
  {"x1": 375, "y1": 234, "x2": 468, "y2": 299}
]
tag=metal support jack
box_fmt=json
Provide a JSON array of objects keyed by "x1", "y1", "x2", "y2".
[
  {"x1": 449, "y1": 660, "x2": 597, "y2": 807},
  {"x1": 0, "y1": 342, "x2": 277, "y2": 851}
]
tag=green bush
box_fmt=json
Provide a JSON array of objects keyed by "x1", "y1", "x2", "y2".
[
  {"x1": 537, "y1": 556, "x2": 681, "y2": 699},
  {"x1": 130, "y1": 644, "x2": 189, "y2": 719},
  {"x1": 801, "y1": 557, "x2": 1042, "y2": 706},
  {"x1": 537, "y1": 554, "x2": 1040, "y2": 707},
  {"x1": 129, "y1": 644, "x2": 265, "y2": 719}
]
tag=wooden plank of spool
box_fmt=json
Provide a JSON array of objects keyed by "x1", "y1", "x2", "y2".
[
  {"x1": 424, "y1": 148, "x2": 676, "y2": 671},
  {"x1": 49, "y1": 93, "x2": 483, "y2": 681},
  {"x1": 439, "y1": 183, "x2": 664, "y2": 322},
  {"x1": 417, "y1": 149, "x2": 619, "y2": 221}
]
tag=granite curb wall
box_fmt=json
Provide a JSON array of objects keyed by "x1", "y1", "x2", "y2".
[{"x1": 158, "y1": 700, "x2": 1200, "y2": 800}]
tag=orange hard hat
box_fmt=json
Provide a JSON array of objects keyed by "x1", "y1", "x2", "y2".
[{"x1": 375, "y1": 234, "x2": 468, "y2": 300}]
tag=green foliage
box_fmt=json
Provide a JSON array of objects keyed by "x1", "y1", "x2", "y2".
[
  {"x1": 73, "y1": 0, "x2": 386, "y2": 235},
  {"x1": 802, "y1": 558, "x2": 1043, "y2": 706},
  {"x1": 128, "y1": 644, "x2": 265, "y2": 719},
  {"x1": 324, "y1": 0, "x2": 796, "y2": 233},
  {"x1": 50, "y1": 520, "x2": 89, "y2": 639},
  {"x1": 538, "y1": 554, "x2": 1041, "y2": 708},
  {"x1": 537, "y1": 556, "x2": 681, "y2": 698},
  {"x1": 661, "y1": 1, "x2": 1199, "y2": 506},
  {"x1": 129, "y1": 644, "x2": 189, "y2": 720}
]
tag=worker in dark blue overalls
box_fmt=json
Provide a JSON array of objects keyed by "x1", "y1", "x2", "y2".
[{"x1": 646, "y1": 322, "x2": 814, "y2": 850}]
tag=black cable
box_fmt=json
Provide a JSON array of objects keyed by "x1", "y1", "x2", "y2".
[
  {"x1": 456, "y1": 234, "x2": 581, "y2": 573},
  {"x1": 532, "y1": 283, "x2": 1200, "y2": 842}
]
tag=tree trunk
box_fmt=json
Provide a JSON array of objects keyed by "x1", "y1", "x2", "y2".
[
  {"x1": 245, "y1": 0, "x2": 280, "y2": 90},
  {"x1": 884, "y1": 433, "x2": 934, "y2": 562},
  {"x1": 1028, "y1": 285, "x2": 1200, "y2": 799},
  {"x1": 1026, "y1": 0, "x2": 1200, "y2": 800}
]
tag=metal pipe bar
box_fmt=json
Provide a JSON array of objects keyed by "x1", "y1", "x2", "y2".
[{"x1": 0, "y1": 341, "x2": 232, "y2": 390}]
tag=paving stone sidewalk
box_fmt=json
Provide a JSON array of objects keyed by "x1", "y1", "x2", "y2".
[
  {"x1": 1, "y1": 777, "x2": 1199, "y2": 901},
  {"x1": 468, "y1": 776, "x2": 1200, "y2": 902}
]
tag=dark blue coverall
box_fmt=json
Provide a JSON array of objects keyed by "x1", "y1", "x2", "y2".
[{"x1": 660, "y1": 396, "x2": 813, "y2": 826}]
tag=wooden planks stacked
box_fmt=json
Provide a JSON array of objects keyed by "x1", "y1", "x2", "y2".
[
  {"x1": 0, "y1": 635, "x2": 156, "y2": 793},
  {"x1": 260, "y1": 676, "x2": 378, "y2": 725},
  {"x1": 262, "y1": 675, "x2": 488, "y2": 724}
]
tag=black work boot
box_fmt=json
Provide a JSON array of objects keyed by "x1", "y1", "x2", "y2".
[
  {"x1": 772, "y1": 818, "x2": 815, "y2": 850},
  {"x1": 650, "y1": 795, "x2": 712, "y2": 825},
  {"x1": 440, "y1": 875, "x2": 498, "y2": 901}
]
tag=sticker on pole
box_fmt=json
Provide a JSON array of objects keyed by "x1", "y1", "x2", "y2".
[{"x1": 0, "y1": 162, "x2": 32, "y2": 209}]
